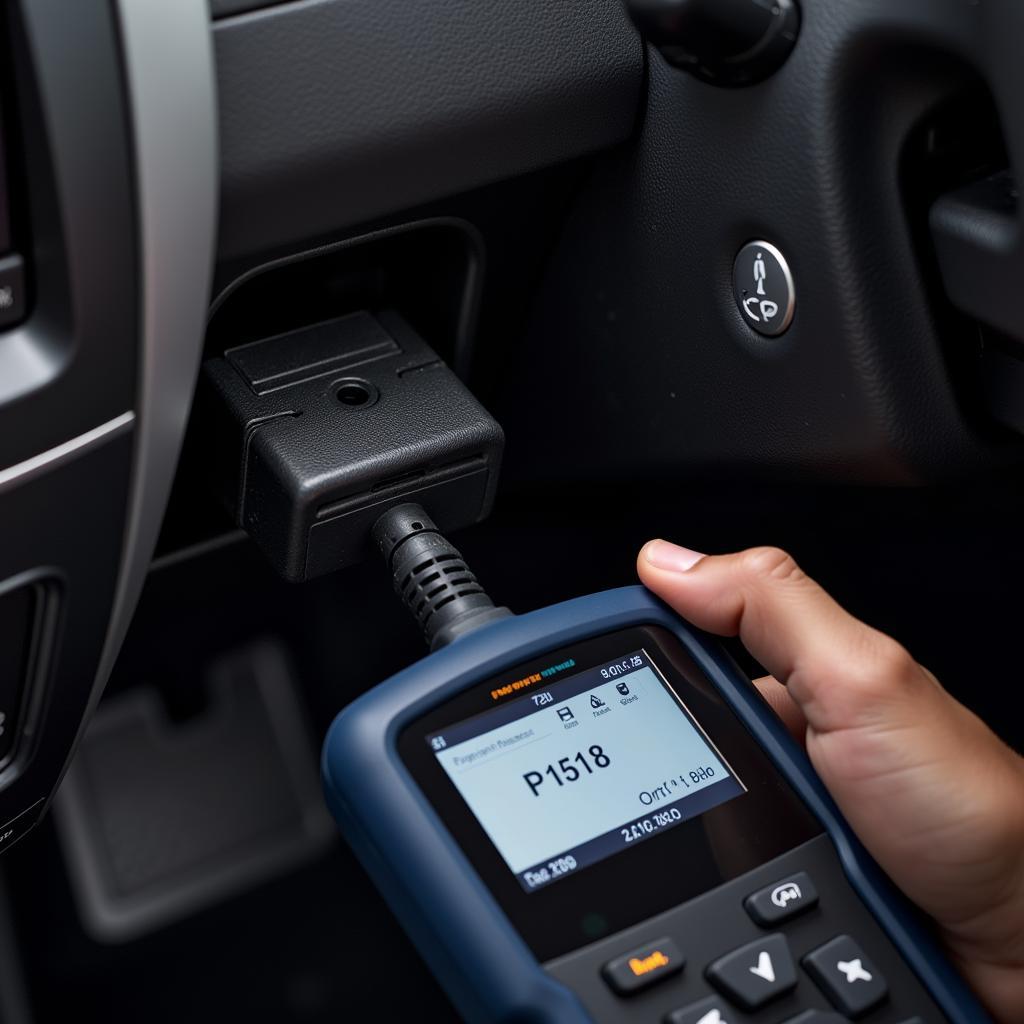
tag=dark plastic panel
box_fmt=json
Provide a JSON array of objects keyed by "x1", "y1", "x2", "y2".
[
  {"x1": 929, "y1": 2, "x2": 1024, "y2": 346},
  {"x1": 931, "y1": 172, "x2": 1019, "y2": 343},
  {"x1": 0, "y1": 0, "x2": 146, "y2": 849},
  {"x1": 213, "y1": 0, "x2": 643, "y2": 258},
  {"x1": 0, "y1": 431, "x2": 132, "y2": 841},
  {"x1": 209, "y1": 0, "x2": 1024, "y2": 486},
  {"x1": 491, "y1": 0, "x2": 1024, "y2": 486},
  {"x1": 0, "y1": 0, "x2": 136, "y2": 467},
  {"x1": 0, "y1": 578, "x2": 50, "y2": 769},
  {"x1": 0, "y1": 90, "x2": 9, "y2": 254}
]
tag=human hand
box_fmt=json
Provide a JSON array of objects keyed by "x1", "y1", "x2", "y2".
[{"x1": 638, "y1": 541, "x2": 1024, "y2": 1024}]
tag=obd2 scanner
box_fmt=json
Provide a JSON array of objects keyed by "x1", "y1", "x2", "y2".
[{"x1": 322, "y1": 506, "x2": 990, "y2": 1024}]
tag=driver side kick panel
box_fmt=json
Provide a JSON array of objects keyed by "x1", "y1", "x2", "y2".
[
  {"x1": 0, "y1": 0, "x2": 139, "y2": 840},
  {"x1": 0, "y1": 0, "x2": 216, "y2": 844}
]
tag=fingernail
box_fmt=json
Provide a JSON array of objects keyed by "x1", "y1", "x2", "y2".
[{"x1": 643, "y1": 539, "x2": 706, "y2": 572}]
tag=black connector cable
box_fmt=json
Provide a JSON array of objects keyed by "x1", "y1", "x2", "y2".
[{"x1": 373, "y1": 504, "x2": 511, "y2": 650}]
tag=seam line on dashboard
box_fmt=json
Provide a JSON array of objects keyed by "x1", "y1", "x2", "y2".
[
  {"x1": 211, "y1": 0, "x2": 331, "y2": 30},
  {"x1": 0, "y1": 411, "x2": 135, "y2": 495}
]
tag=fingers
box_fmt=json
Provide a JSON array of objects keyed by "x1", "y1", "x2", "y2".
[
  {"x1": 753, "y1": 675, "x2": 806, "y2": 743},
  {"x1": 637, "y1": 540, "x2": 929, "y2": 735}
]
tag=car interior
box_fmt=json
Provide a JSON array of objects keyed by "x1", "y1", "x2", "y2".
[{"x1": 0, "y1": 0, "x2": 1022, "y2": 1021}]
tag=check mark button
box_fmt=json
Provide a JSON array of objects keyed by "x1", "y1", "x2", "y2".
[{"x1": 706, "y1": 934, "x2": 797, "y2": 1011}]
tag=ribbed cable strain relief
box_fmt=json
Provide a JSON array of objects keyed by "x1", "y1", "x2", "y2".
[{"x1": 373, "y1": 503, "x2": 511, "y2": 650}]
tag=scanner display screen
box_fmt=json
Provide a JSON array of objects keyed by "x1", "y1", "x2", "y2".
[{"x1": 426, "y1": 649, "x2": 745, "y2": 892}]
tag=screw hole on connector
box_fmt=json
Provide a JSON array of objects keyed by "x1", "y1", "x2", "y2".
[
  {"x1": 334, "y1": 378, "x2": 378, "y2": 408},
  {"x1": 411, "y1": 521, "x2": 423, "y2": 531}
]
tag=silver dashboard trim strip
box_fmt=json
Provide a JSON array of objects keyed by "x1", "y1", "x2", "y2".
[
  {"x1": 90, "y1": 3, "x2": 218, "y2": 690},
  {"x1": 0, "y1": 411, "x2": 135, "y2": 496}
]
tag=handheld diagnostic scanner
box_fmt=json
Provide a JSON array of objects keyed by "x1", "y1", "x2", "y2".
[{"x1": 321, "y1": 506, "x2": 991, "y2": 1024}]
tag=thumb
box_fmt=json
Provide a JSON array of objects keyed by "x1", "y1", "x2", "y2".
[{"x1": 637, "y1": 540, "x2": 931, "y2": 736}]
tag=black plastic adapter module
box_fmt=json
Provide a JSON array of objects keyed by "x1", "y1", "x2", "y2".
[{"x1": 201, "y1": 309, "x2": 503, "y2": 582}]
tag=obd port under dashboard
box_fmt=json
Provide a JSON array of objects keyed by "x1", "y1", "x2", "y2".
[{"x1": 200, "y1": 307, "x2": 503, "y2": 582}]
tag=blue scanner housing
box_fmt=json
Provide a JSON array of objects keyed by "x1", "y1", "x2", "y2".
[{"x1": 322, "y1": 586, "x2": 990, "y2": 1024}]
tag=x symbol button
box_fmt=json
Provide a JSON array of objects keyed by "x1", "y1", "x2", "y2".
[
  {"x1": 804, "y1": 936, "x2": 888, "y2": 1017},
  {"x1": 837, "y1": 957, "x2": 872, "y2": 984}
]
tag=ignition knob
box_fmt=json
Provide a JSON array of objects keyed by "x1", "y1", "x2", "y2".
[{"x1": 624, "y1": 0, "x2": 800, "y2": 86}]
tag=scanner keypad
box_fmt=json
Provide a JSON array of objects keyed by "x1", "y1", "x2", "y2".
[{"x1": 545, "y1": 834, "x2": 942, "y2": 1024}]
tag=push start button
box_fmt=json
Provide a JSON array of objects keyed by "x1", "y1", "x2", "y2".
[{"x1": 733, "y1": 240, "x2": 795, "y2": 336}]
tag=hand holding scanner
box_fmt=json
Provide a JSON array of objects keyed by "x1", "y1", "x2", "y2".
[{"x1": 321, "y1": 507, "x2": 990, "y2": 1024}]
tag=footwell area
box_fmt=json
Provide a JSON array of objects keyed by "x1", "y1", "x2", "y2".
[
  {"x1": 54, "y1": 640, "x2": 334, "y2": 942},
  {"x1": 2, "y1": 546, "x2": 456, "y2": 1024}
]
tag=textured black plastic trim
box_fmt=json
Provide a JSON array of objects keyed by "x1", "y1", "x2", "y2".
[
  {"x1": 212, "y1": 0, "x2": 642, "y2": 258},
  {"x1": 0, "y1": 0, "x2": 137, "y2": 467},
  {"x1": 0, "y1": 430, "x2": 132, "y2": 847},
  {"x1": 494, "y1": 0, "x2": 1024, "y2": 486},
  {"x1": 0, "y1": 570, "x2": 59, "y2": 779},
  {"x1": 930, "y1": 171, "x2": 1020, "y2": 343}
]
